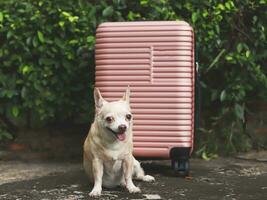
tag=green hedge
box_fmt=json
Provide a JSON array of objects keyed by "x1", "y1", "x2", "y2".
[
  {"x1": 0, "y1": 0, "x2": 96, "y2": 127},
  {"x1": 1, "y1": 0, "x2": 267, "y2": 155}
]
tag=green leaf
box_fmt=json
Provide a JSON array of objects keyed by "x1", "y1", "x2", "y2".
[
  {"x1": 225, "y1": 55, "x2": 233, "y2": 61},
  {"x1": 202, "y1": 10, "x2": 209, "y2": 17},
  {"x1": 225, "y1": 2, "x2": 231, "y2": 10},
  {"x1": 0, "y1": 130, "x2": 13, "y2": 140},
  {"x1": 26, "y1": 37, "x2": 32, "y2": 45},
  {"x1": 102, "y1": 6, "x2": 114, "y2": 17},
  {"x1": 253, "y1": 16, "x2": 258, "y2": 23},
  {"x1": 128, "y1": 11, "x2": 134, "y2": 20},
  {"x1": 217, "y1": 3, "x2": 225, "y2": 10},
  {"x1": 7, "y1": 31, "x2": 13, "y2": 39},
  {"x1": 33, "y1": 37, "x2": 38, "y2": 47},
  {"x1": 245, "y1": 50, "x2": 250, "y2": 58},
  {"x1": 21, "y1": 65, "x2": 31, "y2": 74},
  {"x1": 69, "y1": 16, "x2": 79, "y2": 23},
  {"x1": 0, "y1": 12, "x2": 3, "y2": 22},
  {"x1": 237, "y1": 43, "x2": 243, "y2": 53},
  {"x1": 202, "y1": 151, "x2": 218, "y2": 161},
  {"x1": 12, "y1": 106, "x2": 19, "y2": 117},
  {"x1": 191, "y1": 12, "x2": 198, "y2": 23},
  {"x1": 37, "y1": 31, "x2": 45, "y2": 43},
  {"x1": 21, "y1": 87, "x2": 27, "y2": 98},
  {"x1": 234, "y1": 104, "x2": 244, "y2": 121},
  {"x1": 206, "y1": 49, "x2": 226, "y2": 72},
  {"x1": 202, "y1": 151, "x2": 211, "y2": 161},
  {"x1": 5, "y1": 90, "x2": 17, "y2": 98},
  {"x1": 220, "y1": 90, "x2": 226, "y2": 102},
  {"x1": 87, "y1": 35, "x2": 95, "y2": 43},
  {"x1": 62, "y1": 11, "x2": 71, "y2": 18},
  {"x1": 87, "y1": 35, "x2": 95, "y2": 48},
  {"x1": 54, "y1": 38, "x2": 64, "y2": 48},
  {"x1": 140, "y1": 0, "x2": 148, "y2": 6},
  {"x1": 59, "y1": 21, "x2": 64, "y2": 27},
  {"x1": 38, "y1": 1, "x2": 43, "y2": 6}
]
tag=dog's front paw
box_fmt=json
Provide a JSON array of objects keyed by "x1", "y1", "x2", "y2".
[
  {"x1": 127, "y1": 185, "x2": 141, "y2": 193},
  {"x1": 89, "y1": 188, "x2": 102, "y2": 197},
  {"x1": 143, "y1": 175, "x2": 155, "y2": 182}
]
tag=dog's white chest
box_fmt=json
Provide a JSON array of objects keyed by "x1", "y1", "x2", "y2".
[
  {"x1": 105, "y1": 143, "x2": 130, "y2": 161},
  {"x1": 104, "y1": 160, "x2": 122, "y2": 173},
  {"x1": 102, "y1": 160, "x2": 123, "y2": 188},
  {"x1": 109, "y1": 150, "x2": 124, "y2": 160}
]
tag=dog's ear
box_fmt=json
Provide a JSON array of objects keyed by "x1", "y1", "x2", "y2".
[
  {"x1": 122, "y1": 86, "x2": 130, "y2": 104},
  {"x1": 94, "y1": 88, "x2": 106, "y2": 113}
]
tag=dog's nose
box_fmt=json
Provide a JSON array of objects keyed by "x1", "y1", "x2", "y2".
[{"x1": 118, "y1": 125, "x2": 127, "y2": 132}]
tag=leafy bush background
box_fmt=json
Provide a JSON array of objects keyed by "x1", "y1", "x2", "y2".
[{"x1": 1, "y1": 0, "x2": 267, "y2": 156}]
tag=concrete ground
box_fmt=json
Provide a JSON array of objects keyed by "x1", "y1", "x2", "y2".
[{"x1": 0, "y1": 157, "x2": 266, "y2": 200}]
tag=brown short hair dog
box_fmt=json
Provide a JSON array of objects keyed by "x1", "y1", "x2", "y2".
[{"x1": 83, "y1": 87, "x2": 155, "y2": 197}]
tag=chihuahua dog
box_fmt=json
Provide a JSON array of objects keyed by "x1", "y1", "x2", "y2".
[{"x1": 83, "y1": 87, "x2": 155, "y2": 197}]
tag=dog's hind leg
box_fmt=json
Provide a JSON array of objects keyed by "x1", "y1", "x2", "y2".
[{"x1": 133, "y1": 157, "x2": 155, "y2": 182}]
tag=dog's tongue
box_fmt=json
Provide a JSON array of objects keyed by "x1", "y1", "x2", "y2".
[{"x1": 117, "y1": 132, "x2": 126, "y2": 141}]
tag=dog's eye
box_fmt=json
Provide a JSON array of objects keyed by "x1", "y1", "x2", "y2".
[
  {"x1": 106, "y1": 116, "x2": 113, "y2": 123},
  {"x1": 126, "y1": 114, "x2": 132, "y2": 120}
]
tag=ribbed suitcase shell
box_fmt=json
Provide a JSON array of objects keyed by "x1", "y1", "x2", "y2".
[{"x1": 95, "y1": 21, "x2": 195, "y2": 158}]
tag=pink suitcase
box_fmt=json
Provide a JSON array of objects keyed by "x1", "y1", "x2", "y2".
[{"x1": 95, "y1": 21, "x2": 197, "y2": 176}]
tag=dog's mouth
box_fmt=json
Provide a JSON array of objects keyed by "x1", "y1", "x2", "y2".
[{"x1": 106, "y1": 127, "x2": 126, "y2": 141}]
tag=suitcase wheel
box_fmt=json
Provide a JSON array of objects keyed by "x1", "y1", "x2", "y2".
[
  {"x1": 172, "y1": 159, "x2": 190, "y2": 177},
  {"x1": 170, "y1": 147, "x2": 191, "y2": 177}
]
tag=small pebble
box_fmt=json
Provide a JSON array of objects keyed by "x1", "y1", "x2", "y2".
[{"x1": 143, "y1": 194, "x2": 162, "y2": 199}]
